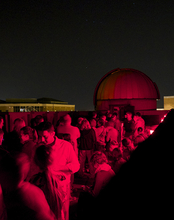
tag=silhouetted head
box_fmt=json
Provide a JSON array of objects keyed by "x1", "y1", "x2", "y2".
[
  {"x1": 34, "y1": 144, "x2": 53, "y2": 171},
  {"x1": 13, "y1": 118, "x2": 26, "y2": 134},
  {"x1": 20, "y1": 126, "x2": 33, "y2": 144},
  {"x1": 63, "y1": 114, "x2": 72, "y2": 125}
]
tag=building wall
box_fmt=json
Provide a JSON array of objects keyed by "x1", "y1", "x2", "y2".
[
  {"x1": 164, "y1": 96, "x2": 174, "y2": 110},
  {"x1": 0, "y1": 103, "x2": 75, "y2": 112},
  {"x1": 96, "y1": 99, "x2": 157, "y2": 111}
]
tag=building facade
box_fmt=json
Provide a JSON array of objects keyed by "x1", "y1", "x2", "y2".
[{"x1": 0, "y1": 98, "x2": 75, "y2": 112}]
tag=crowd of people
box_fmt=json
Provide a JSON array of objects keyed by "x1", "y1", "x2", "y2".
[{"x1": 0, "y1": 111, "x2": 150, "y2": 220}]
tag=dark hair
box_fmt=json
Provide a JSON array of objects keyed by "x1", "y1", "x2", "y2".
[
  {"x1": 135, "y1": 112, "x2": 141, "y2": 117},
  {"x1": 41, "y1": 122, "x2": 54, "y2": 133},
  {"x1": 112, "y1": 112, "x2": 118, "y2": 117},
  {"x1": 112, "y1": 148, "x2": 122, "y2": 160},
  {"x1": 98, "y1": 119, "x2": 105, "y2": 126},
  {"x1": 20, "y1": 126, "x2": 33, "y2": 140},
  {"x1": 34, "y1": 115, "x2": 44, "y2": 126},
  {"x1": 0, "y1": 116, "x2": 3, "y2": 122},
  {"x1": 34, "y1": 144, "x2": 53, "y2": 170}
]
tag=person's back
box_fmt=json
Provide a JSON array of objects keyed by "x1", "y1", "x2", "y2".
[
  {"x1": 3, "y1": 181, "x2": 55, "y2": 220},
  {"x1": 57, "y1": 114, "x2": 80, "y2": 156},
  {"x1": 105, "y1": 121, "x2": 119, "y2": 144},
  {"x1": 0, "y1": 152, "x2": 55, "y2": 220}
]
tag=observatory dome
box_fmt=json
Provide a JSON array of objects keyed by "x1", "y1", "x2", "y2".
[{"x1": 93, "y1": 68, "x2": 160, "y2": 112}]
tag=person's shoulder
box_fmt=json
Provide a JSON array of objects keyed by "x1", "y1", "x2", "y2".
[
  {"x1": 56, "y1": 136, "x2": 73, "y2": 147},
  {"x1": 20, "y1": 182, "x2": 44, "y2": 200}
]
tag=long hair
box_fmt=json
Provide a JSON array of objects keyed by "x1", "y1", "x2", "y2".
[{"x1": 80, "y1": 119, "x2": 91, "y2": 130}]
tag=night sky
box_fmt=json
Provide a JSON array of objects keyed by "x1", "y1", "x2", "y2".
[{"x1": 1, "y1": 0, "x2": 174, "y2": 110}]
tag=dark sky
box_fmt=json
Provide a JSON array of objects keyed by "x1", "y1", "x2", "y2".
[{"x1": 1, "y1": 0, "x2": 174, "y2": 110}]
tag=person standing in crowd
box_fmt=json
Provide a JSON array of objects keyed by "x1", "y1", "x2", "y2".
[
  {"x1": 123, "y1": 112, "x2": 135, "y2": 140},
  {"x1": 30, "y1": 144, "x2": 63, "y2": 220},
  {"x1": 95, "y1": 119, "x2": 106, "y2": 152},
  {"x1": 0, "y1": 152, "x2": 56, "y2": 220},
  {"x1": 133, "y1": 112, "x2": 145, "y2": 137},
  {"x1": 89, "y1": 118, "x2": 97, "y2": 131},
  {"x1": 122, "y1": 138, "x2": 135, "y2": 161},
  {"x1": 41, "y1": 122, "x2": 80, "y2": 220},
  {"x1": 111, "y1": 112, "x2": 121, "y2": 142},
  {"x1": 111, "y1": 148, "x2": 126, "y2": 174},
  {"x1": 105, "y1": 120, "x2": 119, "y2": 151},
  {"x1": 78, "y1": 119, "x2": 96, "y2": 177},
  {"x1": 133, "y1": 127, "x2": 147, "y2": 147},
  {"x1": 57, "y1": 114, "x2": 80, "y2": 157},
  {"x1": 90, "y1": 151, "x2": 115, "y2": 197},
  {"x1": 20, "y1": 126, "x2": 40, "y2": 181},
  {"x1": 76, "y1": 117, "x2": 84, "y2": 130},
  {"x1": 4, "y1": 118, "x2": 26, "y2": 152}
]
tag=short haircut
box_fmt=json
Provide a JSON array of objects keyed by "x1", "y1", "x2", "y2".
[
  {"x1": 34, "y1": 144, "x2": 53, "y2": 170},
  {"x1": 63, "y1": 114, "x2": 71, "y2": 123},
  {"x1": 34, "y1": 115, "x2": 44, "y2": 126},
  {"x1": 41, "y1": 122, "x2": 54, "y2": 133},
  {"x1": 126, "y1": 111, "x2": 132, "y2": 116},
  {"x1": 98, "y1": 119, "x2": 105, "y2": 126},
  {"x1": 20, "y1": 126, "x2": 33, "y2": 140},
  {"x1": 112, "y1": 112, "x2": 118, "y2": 117},
  {"x1": 135, "y1": 112, "x2": 141, "y2": 117}
]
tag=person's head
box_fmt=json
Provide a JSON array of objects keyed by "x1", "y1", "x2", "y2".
[
  {"x1": 90, "y1": 118, "x2": 96, "y2": 128},
  {"x1": 63, "y1": 114, "x2": 72, "y2": 125},
  {"x1": 41, "y1": 122, "x2": 55, "y2": 145},
  {"x1": 112, "y1": 148, "x2": 123, "y2": 161},
  {"x1": 34, "y1": 115, "x2": 44, "y2": 126},
  {"x1": 92, "y1": 112, "x2": 98, "y2": 119},
  {"x1": 133, "y1": 112, "x2": 141, "y2": 122},
  {"x1": 0, "y1": 116, "x2": 4, "y2": 129},
  {"x1": 20, "y1": 126, "x2": 33, "y2": 144},
  {"x1": 125, "y1": 112, "x2": 133, "y2": 121},
  {"x1": 34, "y1": 144, "x2": 53, "y2": 171},
  {"x1": 90, "y1": 151, "x2": 108, "y2": 170},
  {"x1": 106, "y1": 120, "x2": 115, "y2": 128},
  {"x1": 80, "y1": 119, "x2": 91, "y2": 130},
  {"x1": 122, "y1": 138, "x2": 134, "y2": 151},
  {"x1": 13, "y1": 118, "x2": 26, "y2": 134},
  {"x1": 0, "y1": 152, "x2": 30, "y2": 190},
  {"x1": 97, "y1": 119, "x2": 105, "y2": 127},
  {"x1": 0, "y1": 129, "x2": 4, "y2": 145},
  {"x1": 100, "y1": 115, "x2": 107, "y2": 121},
  {"x1": 111, "y1": 113, "x2": 118, "y2": 121},
  {"x1": 77, "y1": 117, "x2": 84, "y2": 125}
]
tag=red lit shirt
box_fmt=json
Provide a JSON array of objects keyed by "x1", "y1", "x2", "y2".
[
  {"x1": 92, "y1": 163, "x2": 115, "y2": 197},
  {"x1": 105, "y1": 126, "x2": 119, "y2": 143},
  {"x1": 2, "y1": 182, "x2": 56, "y2": 220},
  {"x1": 47, "y1": 137, "x2": 80, "y2": 183},
  {"x1": 57, "y1": 124, "x2": 80, "y2": 155}
]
